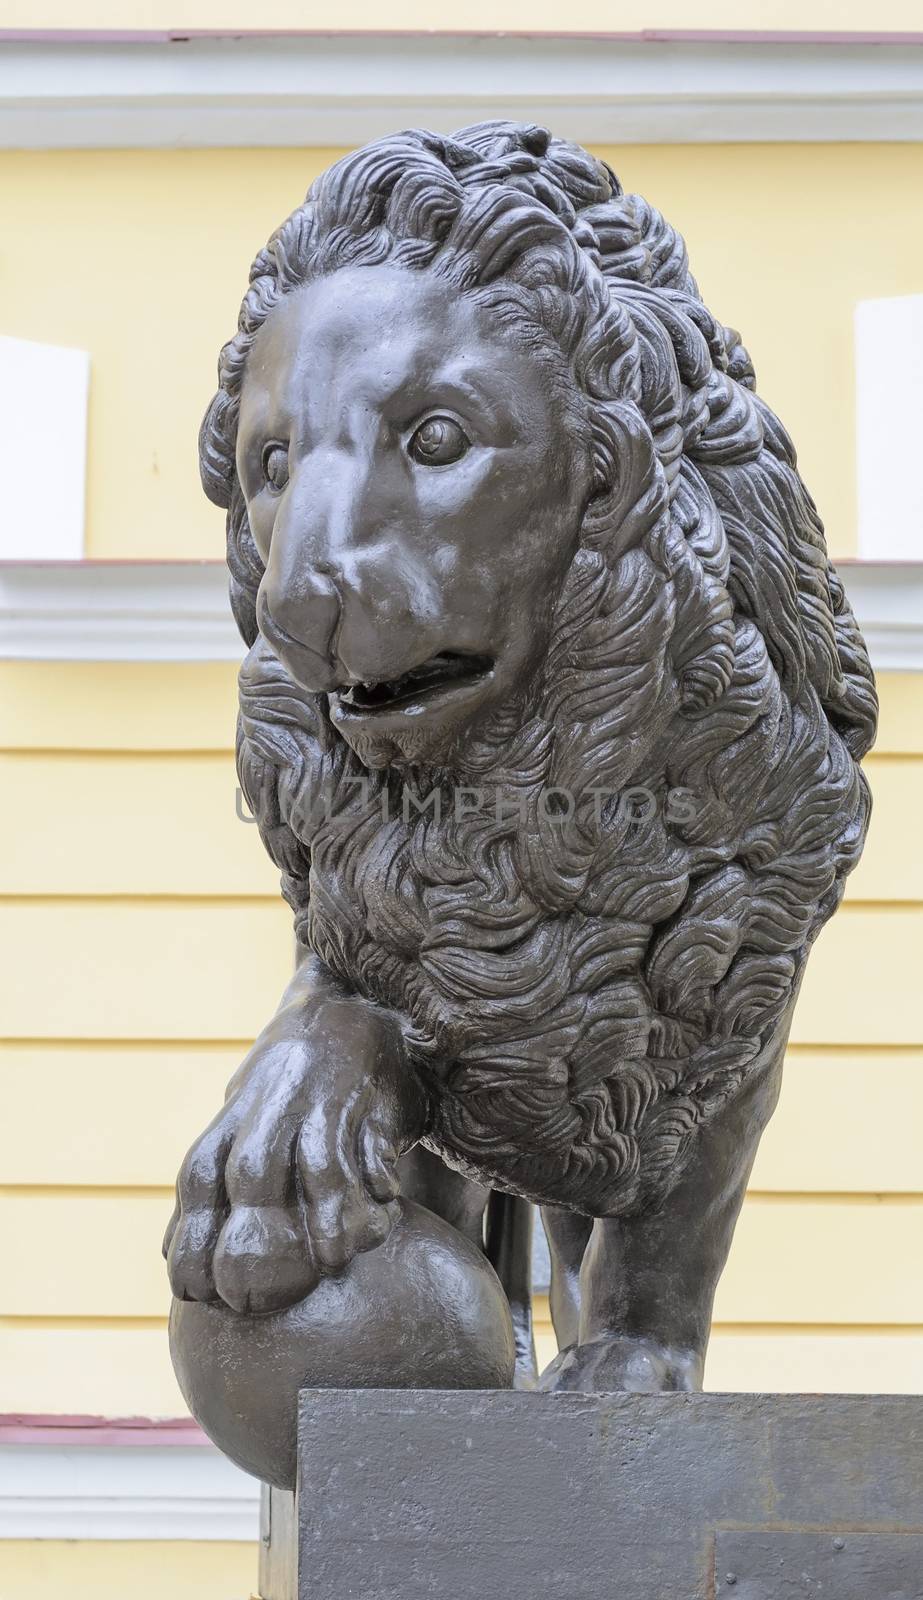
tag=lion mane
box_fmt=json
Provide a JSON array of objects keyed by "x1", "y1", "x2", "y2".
[{"x1": 200, "y1": 123, "x2": 876, "y2": 1217}]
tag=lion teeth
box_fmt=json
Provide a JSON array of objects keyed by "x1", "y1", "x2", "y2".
[{"x1": 337, "y1": 652, "x2": 493, "y2": 713}]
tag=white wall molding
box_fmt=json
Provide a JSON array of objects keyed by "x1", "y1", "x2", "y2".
[
  {"x1": 0, "y1": 1442, "x2": 259, "y2": 1540},
  {"x1": 838, "y1": 561, "x2": 923, "y2": 672},
  {"x1": 0, "y1": 560, "x2": 242, "y2": 661},
  {"x1": 1, "y1": 34, "x2": 923, "y2": 148},
  {"x1": 2, "y1": 558, "x2": 921, "y2": 668}
]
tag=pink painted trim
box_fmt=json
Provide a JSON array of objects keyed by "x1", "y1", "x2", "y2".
[
  {"x1": 0, "y1": 28, "x2": 921, "y2": 45},
  {"x1": 0, "y1": 1413, "x2": 211, "y2": 1447}
]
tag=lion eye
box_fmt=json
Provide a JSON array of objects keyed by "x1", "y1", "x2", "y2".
[
  {"x1": 408, "y1": 416, "x2": 469, "y2": 467},
  {"x1": 261, "y1": 442, "x2": 290, "y2": 493}
]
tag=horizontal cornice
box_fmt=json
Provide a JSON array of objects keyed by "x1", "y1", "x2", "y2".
[
  {"x1": 836, "y1": 561, "x2": 923, "y2": 673},
  {"x1": 1, "y1": 34, "x2": 923, "y2": 147},
  {"x1": 2, "y1": 558, "x2": 920, "y2": 671},
  {"x1": 0, "y1": 560, "x2": 243, "y2": 661}
]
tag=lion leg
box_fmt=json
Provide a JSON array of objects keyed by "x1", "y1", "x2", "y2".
[
  {"x1": 397, "y1": 1144, "x2": 491, "y2": 1250},
  {"x1": 541, "y1": 1206, "x2": 593, "y2": 1349},
  {"x1": 165, "y1": 956, "x2": 428, "y2": 1314},
  {"x1": 538, "y1": 1038, "x2": 786, "y2": 1393},
  {"x1": 484, "y1": 1190, "x2": 539, "y2": 1387},
  {"x1": 397, "y1": 1147, "x2": 539, "y2": 1387}
]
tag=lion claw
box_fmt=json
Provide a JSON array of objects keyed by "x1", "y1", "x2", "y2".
[{"x1": 537, "y1": 1333, "x2": 702, "y2": 1394}]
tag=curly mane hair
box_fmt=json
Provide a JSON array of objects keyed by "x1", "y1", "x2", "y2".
[{"x1": 200, "y1": 123, "x2": 877, "y2": 1217}]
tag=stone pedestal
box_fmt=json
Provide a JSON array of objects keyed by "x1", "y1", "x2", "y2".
[{"x1": 259, "y1": 1390, "x2": 923, "y2": 1600}]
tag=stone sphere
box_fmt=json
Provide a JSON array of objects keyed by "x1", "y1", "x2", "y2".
[{"x1": 170, "y1": 1198, "x2": 515, "y2": 1488}]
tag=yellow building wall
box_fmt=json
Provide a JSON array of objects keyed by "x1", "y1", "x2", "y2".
[
  {"x1": 3, "y1": 1, "x2": 922, "y2": 32},
  {"x1": 0, "y1": 1541, "x2": 257, "y2": 1600},
  {"x1": 3, "y1": 144, "x2": 923, "y2": 564}
]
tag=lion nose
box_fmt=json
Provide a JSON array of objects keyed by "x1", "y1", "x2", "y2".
[{"x1": 257, "y1": 566, "x2": 343, "y2": 692}]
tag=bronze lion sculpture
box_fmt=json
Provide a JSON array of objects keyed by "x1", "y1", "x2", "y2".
[{"x1": 166, "y1": 123, "x2": 876, "y2": 1423}]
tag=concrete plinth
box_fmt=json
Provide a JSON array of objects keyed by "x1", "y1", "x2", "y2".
[{"x1": 259, "y1": 1390, "x2": 923, "y2": 1599}]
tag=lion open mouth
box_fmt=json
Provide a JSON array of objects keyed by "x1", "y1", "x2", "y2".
[{"x1": 336, "y1": 651, "x2": 494, "y2": 715}]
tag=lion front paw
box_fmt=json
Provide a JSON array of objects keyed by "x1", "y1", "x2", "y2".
[
  {"x1": 537, "y1": 1333, "x2": 703, "y2": 1394},
  {"x1": 163, "y1": 1000, "x2": 426, "y2": 1315}
]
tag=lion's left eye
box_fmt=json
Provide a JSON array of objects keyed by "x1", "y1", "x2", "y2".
[
  {"x1": 261, "y1": 442, "x2": 290, "y2": 493},
  {"x1": 408, "y1": 416, "x2": 470, "y2": 467}
]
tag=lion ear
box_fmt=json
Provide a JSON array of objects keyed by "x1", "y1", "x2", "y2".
[
  {"x1": 656, "y1": 459, "x2": 735, "y2": 713},
  {"x1": 199, "y1": 391, "x2": 237, "y2": 509},
  {"x1": 581, "y1": 400, "x2": 668, "y2": 562},
  {"x1": 225, "y1": 483, "x2": 264, "y2": 651},
  {"x1": 665, "y1": 535, "x2": 736, "y2": 714}
]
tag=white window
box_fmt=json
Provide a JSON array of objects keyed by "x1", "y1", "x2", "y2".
[
  {"x1": 855, "y1": 294, "x2": 923, "y2": 561},
  {"x1": 0, "y1": 335, "x2": 90, "y2": 560}
]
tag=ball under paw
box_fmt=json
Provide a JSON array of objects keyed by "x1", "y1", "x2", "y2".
[{"x1": 169, "y1": 1198, "x2": 515, "y2": 1488}]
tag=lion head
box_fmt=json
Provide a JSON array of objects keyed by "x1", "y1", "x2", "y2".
[{"x1": 200, "y1": 123, "x2": 877, "y2": 1217}]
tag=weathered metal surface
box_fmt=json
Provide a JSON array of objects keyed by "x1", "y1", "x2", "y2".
[
  {"x1": 715, "y1": 1530, "x2": 923, "y2": 1599},
  {"x1": 167, "y1": 123, "x2": 879, "y2": 1491},
  {"x1": 290, "y1": 1390, "x2": 923, "y2": 1600}
]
